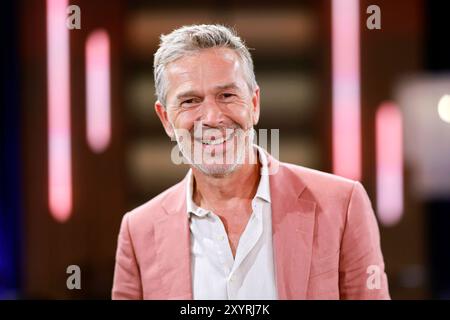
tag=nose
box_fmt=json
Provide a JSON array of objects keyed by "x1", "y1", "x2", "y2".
[{"x1": 199, "y1": 96, "x2": 225, "y2": 127}]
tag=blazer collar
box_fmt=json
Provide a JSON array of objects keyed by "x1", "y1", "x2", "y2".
[
  {"x1": 156, "y1": 178, "x2": 193, "y2": 299},
  {"x1": 266, "y1": 154, "x2": 317, "y2": 299}
]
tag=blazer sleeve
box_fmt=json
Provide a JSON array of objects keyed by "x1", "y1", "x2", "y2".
[
  {"x1": 338, "y1": 181, "x2": 391, "y2": 300},
  {"x1": 112, "y1": 213, "x2": 143, "y2": 300}
]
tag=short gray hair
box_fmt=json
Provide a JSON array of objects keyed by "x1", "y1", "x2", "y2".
[{"x1": 153, "y1": 24, "x2": 257, "y2": 106}]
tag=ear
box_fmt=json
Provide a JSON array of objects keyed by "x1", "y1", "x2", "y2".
[
  {"x1": 154, "y1": 101, "x2": 175, "y2": 139},
  {"x1": 251, "y1": 86, "x2": 260, "y2": 125}
]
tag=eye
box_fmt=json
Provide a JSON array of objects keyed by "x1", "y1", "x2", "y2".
[
  {"x1": 220, "y1": 93, "x2": 236, "y2": 99},
  {"x1": 180, "y1": 98, "x2": 200, "y2": 107}
]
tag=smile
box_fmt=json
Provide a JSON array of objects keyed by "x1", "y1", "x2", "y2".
[{"x1": 200, "y1": 131, "x2": 235, "y2": 146}]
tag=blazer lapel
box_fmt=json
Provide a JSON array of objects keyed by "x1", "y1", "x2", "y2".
[
  {"x1": 268, "y1": 155, "x2": 317, "y2": 300},
  {"x1": 155, "y1": 178, "x2": 193, "y2": 299}
]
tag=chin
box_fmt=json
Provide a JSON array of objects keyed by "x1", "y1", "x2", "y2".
[{"x1": 194, "y1": 162, "x2": 241, "y2": 177}]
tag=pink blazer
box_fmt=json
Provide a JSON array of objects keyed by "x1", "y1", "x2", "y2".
[{"x1": 112, "y1": 154, "x2": 390, "y2": 300}]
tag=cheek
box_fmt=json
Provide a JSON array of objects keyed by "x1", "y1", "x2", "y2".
[
  {"x1": 170, "y1": 110, "x2": 196, "y2": 131},
  {"x1": 228, "y1": 103, "x2": 254, "y2": 129}
]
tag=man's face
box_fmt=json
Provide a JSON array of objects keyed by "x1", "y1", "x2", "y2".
[{"x1": 155, "y1": 47, "x2": 260, "y2": 176}]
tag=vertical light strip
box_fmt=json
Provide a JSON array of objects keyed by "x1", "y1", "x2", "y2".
[
  {"x1": 47, "y1": 0, "x2": 72, "y2": 222},
  {"x1": 437, "y1": 94, "x2": 450, "y2": 124},
  {"x1": 86, "y1": 29, "x2": 111, "y2": 153},
  {"x1": 331, "y1": 0, "x2": 361, "y2": 180},
  {"x1": 376, "y1": 102, "x2": 403, "y2": 226}
]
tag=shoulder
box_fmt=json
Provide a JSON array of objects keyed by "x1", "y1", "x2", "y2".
[
  {"x1": 278, "y1": 161, "x2": 359, "y2": 200},
  {"x1": 273, "y1": 160, "x2": 373, "y2": 224},
  {"x1": 121, "y1": 178, "x2": 186, "y2": 233}
]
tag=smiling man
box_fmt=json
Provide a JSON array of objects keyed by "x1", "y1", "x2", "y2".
[{"x1": 112, "y1": 24, "x2": 390, "y2": 300}]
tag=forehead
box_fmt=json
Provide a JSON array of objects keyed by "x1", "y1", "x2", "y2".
[{"x1": 165, "y1": 48, "x2": 247, "y2": 97}]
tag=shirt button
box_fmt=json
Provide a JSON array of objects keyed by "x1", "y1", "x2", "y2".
[{"x1": 217, "y1": 235, "x2": 225, "y2": 241}]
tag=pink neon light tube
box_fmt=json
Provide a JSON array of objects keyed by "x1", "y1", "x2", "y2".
[
  {"x1": 86, "y1": 29, "x2": 111, "y2": 153},
  {"x1": 331, "y1": 0, "x2": 361, "y2": 180},
  {"x1": 376, "y1": 102, "x2": 403, "y2": 226},
  {"x1": 47, "y1": 0, "x2": 72, "y2": 222}
]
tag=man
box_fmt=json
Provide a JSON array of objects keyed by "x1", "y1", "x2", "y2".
[{"x1": 112, "y1": 24, "x2": 390, "y2": 300}]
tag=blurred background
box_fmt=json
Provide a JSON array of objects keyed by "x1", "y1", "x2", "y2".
[{"x1": 1, "y1": 0, "x2": 449, "y2": 299}]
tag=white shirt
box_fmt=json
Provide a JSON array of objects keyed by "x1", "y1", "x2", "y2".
[{"x1": 186, "y1": 147, "x2": 278, "y2": 300}]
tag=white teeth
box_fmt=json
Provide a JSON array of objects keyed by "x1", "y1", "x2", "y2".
[
  {"x1": 202, "y1": 137, "x2": 225, "y2": 145},
  {"x1": 201, "y1": 132, "x2": 234, "y2": 145}
]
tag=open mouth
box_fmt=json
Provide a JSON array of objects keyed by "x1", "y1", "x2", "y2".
[{"x1": 198, "y1": 131, "x2": 235, "y2": 146}]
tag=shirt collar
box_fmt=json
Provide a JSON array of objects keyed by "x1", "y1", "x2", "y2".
[
  {"x1": 186, "y1": 145, "x2": 271, "y2": 217},
  {"x1": 254, "y1": 145, "x2": 271, "y2": 203}
]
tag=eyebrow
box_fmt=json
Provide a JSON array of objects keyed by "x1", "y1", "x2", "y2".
[
  {"x1": 175, "y1": 83, "x2": 241, "y2": 101},
  {"x1": 214, "y1": 83, "x2": 240, "y2": 91}
]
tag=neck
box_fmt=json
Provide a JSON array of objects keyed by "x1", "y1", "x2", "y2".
[{"x1": 192, "y1": 149, "x2": 260, "y2": 208}]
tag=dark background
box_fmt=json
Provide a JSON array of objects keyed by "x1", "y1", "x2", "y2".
[{"x1": 1, "y1": 0, "x2": 450, "y2": 299}]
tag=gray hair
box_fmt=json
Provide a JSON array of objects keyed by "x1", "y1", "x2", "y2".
[{"x1": 153, "y1": 24, "x2": 257, "y2": 106}]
